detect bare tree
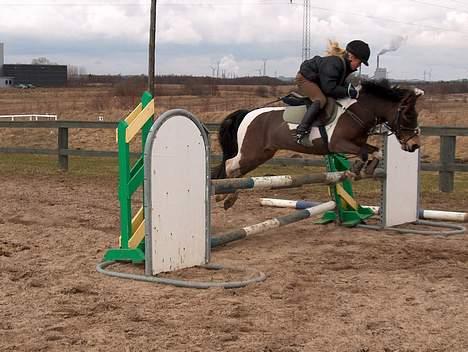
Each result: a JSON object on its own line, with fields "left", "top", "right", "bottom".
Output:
{"left": 31, "top": 57, "right": 57, "bottom": 65}
{"left": 68, "top": 65, "right": 79, "bottom": 78}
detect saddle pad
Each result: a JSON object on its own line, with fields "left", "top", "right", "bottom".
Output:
{"left": 283, "top": 97, "right": 356, "bottom": 125}
{"left": 286, "top": 97, "right": 357, "bottom": 144}
{"left": 283, "top": 105, "right": 307, "bottom": 124}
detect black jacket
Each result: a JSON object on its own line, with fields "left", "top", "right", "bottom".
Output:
{"left": 299, "top": 55, "right": 355, "bottom": 99}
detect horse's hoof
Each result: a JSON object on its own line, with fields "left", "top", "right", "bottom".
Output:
{"left": 373, "top": 168, "right": 386, "bottom": 178}
{"left": 223, "top": 194, "right": 239, "bottom": 210}
{"left": 351, "top": 160, "right": 365, "bottom": 174}
{"left": 223, "top": 199, "right": 235, "bottom": 210}
{"left": 215, "top": 194, "right": 227, "bottom": 202}
{"left": 364, "top": 159, "right": 380, "bottom": 175}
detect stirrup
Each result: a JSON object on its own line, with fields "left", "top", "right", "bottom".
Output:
{"left": 296, "top": 131, "right": 309, "bottom": 144}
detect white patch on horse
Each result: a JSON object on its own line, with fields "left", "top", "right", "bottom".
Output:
{"left": 287, "top": 98, "right": 357, "bottom": 144}
{"left": 413, "top": 88, "right": 425, "bottom": 96}
{"left": 239, "top": 107, "right": 285, "bottom": 141}
{"left": 225, "top": 158, "right": 241, "bottom": 177}
{"left": 225, "top": 107, "right": 284, "bottom": 177}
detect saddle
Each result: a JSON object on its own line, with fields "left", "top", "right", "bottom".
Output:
{"left": 281, "top": 92, "right": 339, "bottom": 127}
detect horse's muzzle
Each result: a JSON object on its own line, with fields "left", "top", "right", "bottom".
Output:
{"left": 401, "top": 134, "right": 421, "bottom": 153}
{"left": 401, "top": 142, "right": 420, "bottom": 152}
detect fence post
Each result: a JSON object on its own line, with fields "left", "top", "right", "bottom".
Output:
{"left": 439, "top": 135, "right": 456, "bottom": 192}
{"left": 58, "top": 127, "right": 69, "bottom": 171}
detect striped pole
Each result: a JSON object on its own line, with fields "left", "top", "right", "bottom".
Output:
{"left": 211, "top": 201, "right": 336, "bottom": 247}
{"left": 212, "top": 171, "right": 382, "bottom": 195}
{"left": 259, "top": 198, "right": 467, "bottom": 223}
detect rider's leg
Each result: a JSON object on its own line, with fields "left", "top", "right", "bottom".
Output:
{"left": 295, "top": 100, "right": 321, "bottom": 141}
{"left": 294, "top": 73, "right": 327, "bottom": 142}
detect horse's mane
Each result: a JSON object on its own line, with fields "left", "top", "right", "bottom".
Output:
{"left": 360, "top": 80, "right": 412, "bottom": 102}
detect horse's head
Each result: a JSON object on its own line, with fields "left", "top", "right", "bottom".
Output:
{"left": 391, "top": 88, "right": 424, "bottom": 152}
{"left": 360, "top": 80, "right": 424, "bottom": 153}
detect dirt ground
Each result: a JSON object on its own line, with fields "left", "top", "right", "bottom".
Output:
{"left": 1, "top": 172, "right": 467, "bottom": 352}
{"left": 1, "top": 86, "right": 467, "bottom": 351}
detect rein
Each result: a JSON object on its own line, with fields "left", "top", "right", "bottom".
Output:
{"left": 339, "top": 101, "right": 374, "bottom": 130}
{"left": 251, "top": 96, "right": 284, "bottom": 110}
{"left": 343, "top": 98, "right": 419, "bottom": 142}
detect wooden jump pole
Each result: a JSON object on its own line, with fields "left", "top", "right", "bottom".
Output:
{"left": 211, "top": 171, "right": 383, "bottom": 195}
{"left": 259, "top": 198, "right": 468, "bottom": 222}
{"left": 211, "top": 201, "right": 336, "bottom": 247}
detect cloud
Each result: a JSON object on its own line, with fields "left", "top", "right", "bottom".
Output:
{"left": 219, "top": 55, "right": 240, "bottom": 76}
{"left": 0, "top": 0, "right": 467, "bottom": 79}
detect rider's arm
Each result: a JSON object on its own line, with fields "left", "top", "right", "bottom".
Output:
{"left": 299, "top": 56, "right": 321, "bottom": 82}
{"left": 319, "top": 57, "right": 348, "bottom": 99}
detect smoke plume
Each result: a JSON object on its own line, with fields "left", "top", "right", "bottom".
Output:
{"left": 378, "top": 36, "right": 407, "bottom": 56}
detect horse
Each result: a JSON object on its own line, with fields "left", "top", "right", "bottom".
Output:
{"left": 212, "top": 80, "right": 424, "bottom": 209}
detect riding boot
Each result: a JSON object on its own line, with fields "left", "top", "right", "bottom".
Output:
{"left": 295, "top": 100, "right": 321, "bottom": 144}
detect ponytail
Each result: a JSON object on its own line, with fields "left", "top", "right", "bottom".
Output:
{"left": 325, "top": 40, "right": 346, "bottom": 58}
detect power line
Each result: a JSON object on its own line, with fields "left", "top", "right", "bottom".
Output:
{"left": 0, "top": 0, "right": 290, "bottom": 5}
{"left": 290, "top": 3, "right": 468, "bottom": 38}
{"left": 406, "top": 0, "right": 468, "bottom": 14}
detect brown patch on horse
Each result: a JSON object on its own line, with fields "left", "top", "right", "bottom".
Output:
{"left": 237, "top": 110, "right": 328, "bottom": 174}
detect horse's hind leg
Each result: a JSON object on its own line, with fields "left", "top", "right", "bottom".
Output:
{"left": 218, "top": 151, "right": 275, "bottom": 210}
{"left": 214, "top": 155, "right": 242, "bottom": 208}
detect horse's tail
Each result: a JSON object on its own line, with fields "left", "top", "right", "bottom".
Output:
{"left": 211, "top": 109, "right": 250, "bottom": 179}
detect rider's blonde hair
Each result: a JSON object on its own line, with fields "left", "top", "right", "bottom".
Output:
{"left": 325, "top": 40, "right": 346, "bottom": 57}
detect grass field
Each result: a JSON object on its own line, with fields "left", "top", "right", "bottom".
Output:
{"left": 1, "top": 153, "right": 467, "bottom": 213}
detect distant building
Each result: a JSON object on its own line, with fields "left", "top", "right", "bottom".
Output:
{"left": 0, "top": 76, "right": 15, "bottom": 88}
{"left": 373, "top": 55, "right": 388, "bottom": 80}
{"left": 373, "top": 67, "right": 388, "bottom": 80}
{"left": 0, "top": 43, "right": 14, "bottom": 88}
{"left": 3, "top": 64, "right": 67, "bottom": 87}
{"left": 0, "top": 43, "right": 67, "bottom": 87}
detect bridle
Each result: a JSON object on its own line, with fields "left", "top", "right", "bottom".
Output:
{"left": 382, "top": 103, "right": 420, "bottom": 144}
{"left": 342, "top": 97, "right": 420, "bottom": 144}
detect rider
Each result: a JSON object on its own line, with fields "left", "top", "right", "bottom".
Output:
{"left": 295, "top": 39, "right": 371, "bottom": 144}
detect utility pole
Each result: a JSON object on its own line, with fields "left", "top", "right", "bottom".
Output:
{"left": 148, "top": 0, "right": 157, "bottom": 96}
{"left": 302, "top": 0, "right": 311, "bottom": 61}
{"left": 209, "top": 66, "right": 216, "bottom": 77}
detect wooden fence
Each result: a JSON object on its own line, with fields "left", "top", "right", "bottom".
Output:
{"left": 0, "top": 121, "right": 467, "bottom": 192}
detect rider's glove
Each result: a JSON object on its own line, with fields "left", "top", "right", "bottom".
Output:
{"left": 347, "top": 83, "right": 359, "bottom": 99}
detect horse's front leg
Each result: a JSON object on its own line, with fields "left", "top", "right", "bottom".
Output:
{"left": 329, "top": 139, "right": 381, "bottom": 175}
{"left": 363, "top": 144, "right": 382, "bottom": 175}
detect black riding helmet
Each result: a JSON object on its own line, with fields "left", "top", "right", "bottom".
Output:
{"left": 346, "top": 40, "right": 370, "bottom": 66}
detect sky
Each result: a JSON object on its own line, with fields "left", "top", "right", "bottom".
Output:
{"left": 1, "top": 0, "right": 468, "bottom": 80}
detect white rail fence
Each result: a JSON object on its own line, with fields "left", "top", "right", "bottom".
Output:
{"left": 0, "top": 114, "right": 58, "bottom": 121}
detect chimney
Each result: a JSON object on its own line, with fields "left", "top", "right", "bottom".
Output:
{"left": 377, "top": 54, "right": 380, "bottom": 69}
{"left": 0, "top": 43, "right": 4, "bottom": 76}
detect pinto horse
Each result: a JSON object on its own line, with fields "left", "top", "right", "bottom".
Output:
{"left": 213, "top": 80, "right": 424, "bottom": 209}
